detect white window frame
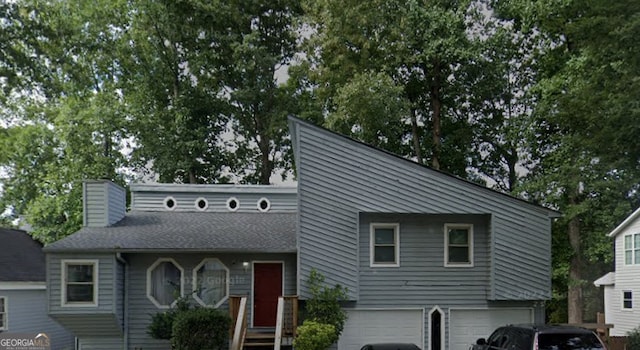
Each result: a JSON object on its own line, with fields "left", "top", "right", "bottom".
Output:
{"left": 624, "top": 233, "right": 640, "bottom": 265}
{"left": 147, "top": 258, "right": 185, "bottom": 309}
{"left": 370, "top": 223, "right": 400, "bottom": 267}
{"left": 444, "top": 223, "right": 474, "bottom": 267}
{"left": 0, "top": 296, "right": 7, "bottom": 331}
{"left": 192, "top": 258, "right": 230, "bottom": 308}
{"left": 61, "top": 259, "right": 99, "bottom": 307}
{"left": 622, "top": 290, "right": 633, "bottom": 310}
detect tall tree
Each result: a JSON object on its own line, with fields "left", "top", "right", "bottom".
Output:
{"left": 299, "top": 0, "right": 482, "bottom": 177}
{"left": 227, "top": 0, "right": 302, "bottom": 184}
{"left": 123, "top": 0, "right": 235, "bottom": 184}
{"left": 494, "top": 0, "right": 640, "bottom": 323}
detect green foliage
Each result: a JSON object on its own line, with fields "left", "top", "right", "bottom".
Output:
{"left": 627, "top": 326, "right": 640, "bottom": 350}
{"left": 147, "top": 297, "right": 191, "bottom": 340}
{"left": 305, "top": 269, "right": 348, "bottom": 343}
{"left": 171, "top": 307, "right": 231, "bottom": 350}
{"left": 293, "top": 320, "right": 336, "bottom": 350}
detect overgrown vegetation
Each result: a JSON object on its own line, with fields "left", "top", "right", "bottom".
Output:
{"left": 293, "top": 321, "right": 336, "bottom": 350}
{"left": 627, "top": 326, "right": 640, "bottom": 350}
{"left": 302, "top": 269, "right": 348, "bottom": 345}
{"left": 147, "top": 297, "right": 230, "bottom": 349}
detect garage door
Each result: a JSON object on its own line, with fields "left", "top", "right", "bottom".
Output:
{"left": 338, "top": 309, "right": 423, "bottom": 350}
{"left": 449, "top": 308, "right": 533, "bottom": 350}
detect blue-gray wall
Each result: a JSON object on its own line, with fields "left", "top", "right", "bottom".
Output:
{"left": 124, "top": 252, "right": 296, "bottom": 350}
{"left": 290, "top": 118, "right": 554, "bottom": 302}
{"left": 0, "top": 288, "right": 75, "bottom": 350}
{"left": 47, "top": 253, "right": 122, "bottom": 337}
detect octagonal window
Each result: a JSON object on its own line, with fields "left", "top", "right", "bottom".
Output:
{"left": 147, "top": 259, "right": 184, "bottom": 308}
{"left": 193, "top": 259, "right": 229, "bottom": 307}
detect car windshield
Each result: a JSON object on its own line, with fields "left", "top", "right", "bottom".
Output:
{"left": 538, "top": 332, "right": 604, "bottom": 350}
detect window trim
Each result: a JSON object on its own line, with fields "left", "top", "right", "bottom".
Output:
{"left": 61, "top": 259, "right": 99, "bottom": 307}
{"left": 192, "top": 258, "right": 230, "bottom": 308}
{"left": 622, "top": 290, "right": 633, "bottom": 310}
{"left": 624, "top": 233, "right": 640, "bottom": 265}
{"left": 147, "top": 258, "right": 185, "bottom": 309}
{"left": 428, "top": 306, "right": 444, "bottom": 350}
{"left": 444, "top": 223, "right": 474, "bottom": 267}
{"left": 0, "top": 296, "right": 7, "bottom": 331}
{"left": 370, "top": 223, "right": 400, "bottom": 267}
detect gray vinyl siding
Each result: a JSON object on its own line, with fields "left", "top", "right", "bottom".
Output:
{"left": 131, "top": 189, "right": 297, "bottom": 212}
{"left": 358, "top": 213, "right": 490, "bottom": 306}
{"left": 83, "top": 181, "right": 126, "bottom": 228}
{"left": 292, "top": 120, "right": 552, "bottom": 302}
{"left": 83, "top": 182, "right": 107, "bottom": 227}
{"left": 124, "top": 252, "right": 296, "bottom": 350}
{"left": 78, "top": 337, "right": 124, "bottom": 350}
{"left": 47, "top": 253, "right": 122, "bottom": 336}
{"left": 0, "top": 289, "right": 75, "bottom": 350}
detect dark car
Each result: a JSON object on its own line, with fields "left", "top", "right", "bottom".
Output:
{"left": 361, "top": 343, "right": 421, "bottom": 350}
{"left": 471, "top": 324, "right": 607, "bottom": 350}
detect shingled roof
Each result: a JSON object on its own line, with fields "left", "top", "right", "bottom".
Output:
{"left": 44, "top": 211, "right": 297, "bottom": 253}
{"left": 0, "top": 228, "right": 46, "bottom": 281}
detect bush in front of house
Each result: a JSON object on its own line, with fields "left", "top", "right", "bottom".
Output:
{"left": 627, "top": 326, "right": 640, "bottom": 350}
{"left": 147, "top": 297, "right": 191, "bottom": 340}
{"left": 294, "top": 320, "right": 336, "bottom": 350}
{"left": 171, "top": 307, "right": 231, "bottom": 350}
{"left": 305, "top": 269, "right": 348, "bottom": 344}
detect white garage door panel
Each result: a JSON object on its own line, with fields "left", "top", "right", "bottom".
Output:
{"left": 338, "top": 310, "right": 423, "bottom": 350}
{"left": 449, "top": 309, "right": 533, "bottom": 350}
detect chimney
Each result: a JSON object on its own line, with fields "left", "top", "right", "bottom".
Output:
{"left": 83, "top": 180, "right": 126, "bottom": 227}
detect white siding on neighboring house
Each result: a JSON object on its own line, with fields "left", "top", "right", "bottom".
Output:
{"left": 596, "top": 207, "right": 640, "bottom": 337}
{"left": 611, "top": 227, "right": 640, "bottom": 336}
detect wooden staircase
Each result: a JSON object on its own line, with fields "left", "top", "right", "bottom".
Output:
{"left": 229, "top": 295, "right": 298, "bottom": 350}
{"left": 243, "top": 329, "right": 277, "bottom": 348}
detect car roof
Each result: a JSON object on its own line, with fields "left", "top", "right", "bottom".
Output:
{"left": 360, "top": 343, "right": 421, "bottom": 350}
{"left": 507, "top": 324, "right": 595, "bottom": 334}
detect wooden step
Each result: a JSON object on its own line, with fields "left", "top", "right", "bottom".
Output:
{"left": 244, "top": 331, "right": 276, "bottom": 349}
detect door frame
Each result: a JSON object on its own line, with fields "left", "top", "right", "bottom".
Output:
{"left": 251, "top": 260, "right": 285, "bottom": 327}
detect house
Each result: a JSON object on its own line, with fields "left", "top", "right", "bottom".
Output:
{"left": 594, "top": 207, "right": 640, "bottom": 336}
{"left": 43, "top": 117, "right": 558, "bottom": 350}
{"left": 0, "top": 227, "right": 75, "bottom": 350}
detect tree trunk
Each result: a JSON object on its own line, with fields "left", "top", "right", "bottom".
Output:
{"left": 567, "top": 206, "right": 583, "bottom": 324}
{"left": 430, "top": 61, "right": 442, "bottom": 170}
{"left": 410, "top": 107, "right": 422, "bottom": 164}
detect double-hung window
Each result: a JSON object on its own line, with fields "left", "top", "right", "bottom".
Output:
{"left": 445, "top": 224, "right": 474, "bottom": 267}
{"left": 370, "top": 223, "right": 400, "bottom": 267}
{"left": 624, "top": 233, "right": 640, "bottom": 265}
{"left": 0, "top": 297, "right": 6, "bottom": 330}
{"left": 623, "top": 291, "right": 633, "bottom": 310}
{"left": 62, "top": 260, "right": 98, "bottom": 306}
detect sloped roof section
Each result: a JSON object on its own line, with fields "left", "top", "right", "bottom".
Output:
{"left": 0, "top": 228, "right": 45, "bottom": 281}
{"left": 593, "top": 272, "right": 615, "bottom": 286}
{"left": 44, "top": 211, "right": 297, "bottom": 252}
{"left": 608, "top": 206, "right": 640, "bottom": 237}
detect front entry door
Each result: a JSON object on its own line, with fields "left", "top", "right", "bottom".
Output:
{"left": 253, "top": 262, "right": 283, "bottom": 327}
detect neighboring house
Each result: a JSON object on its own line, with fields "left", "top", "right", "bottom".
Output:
{"left": 594, "top": 207, "right": 640, "bottom": 336}
{"left": 44, "top": 117, "right": 558, "bottom": 350}
{"left": 0, "top": 228, "right": 75, "bottom": 350}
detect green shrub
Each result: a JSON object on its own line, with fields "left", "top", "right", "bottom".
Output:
{"left": 305, "top": 269, "right": 348, "bottom": 343}
{"left": 171, "top": 307, "right": 231, "bottom": 350}
{"left": 627, "top": 326, "right": 640, "bottom": 350}
{"left": 147, "top": 297, "right": 191, "bottom": 340}
{"left": 294, "top": 320, "right": 336, "bottom": 350}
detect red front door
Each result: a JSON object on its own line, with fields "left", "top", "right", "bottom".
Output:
{"left": 253, "top": 262, "right": 283, "bottom": 327}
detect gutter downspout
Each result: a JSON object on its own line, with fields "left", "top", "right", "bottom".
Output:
{"left": 116, "top": 253, "right": 129, "bottom": 350}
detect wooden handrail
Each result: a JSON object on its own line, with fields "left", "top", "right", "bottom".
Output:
{"left": 282, "top": 295, "right": 298, "bottom": 339}
{"left": 230, "top": 296, "right": 248, "bottom": 350}
{"left": 274, "top": 297, "right": 285, "bottom": 350}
